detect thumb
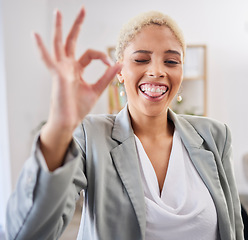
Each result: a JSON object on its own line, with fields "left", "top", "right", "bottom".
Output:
{"left": 92, "top": 63, "right": 122, "bottom": 96}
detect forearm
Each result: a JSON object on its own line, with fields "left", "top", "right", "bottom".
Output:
{"left": 6, "top": 137, "right": 83, "bottom": 240}
{"left": 40, "top": 121, "right": 75, "bottom": 171}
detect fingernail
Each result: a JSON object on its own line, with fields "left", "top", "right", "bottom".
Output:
{"left": 81, "top": 5, "right": 85, "bottom": 12}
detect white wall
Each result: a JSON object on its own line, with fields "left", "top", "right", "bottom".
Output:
{"left": 0, "top": 0, "right": 11, "bottom": 231}
{"left": 2, "top": 0, "right": 248, "bottom": 193}
{"left": 2, "top": 0, "right": 51, "bottom": 188}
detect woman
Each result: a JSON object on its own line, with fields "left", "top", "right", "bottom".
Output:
{"left": 6, "top": 6, "right": 243, "bottom": 240}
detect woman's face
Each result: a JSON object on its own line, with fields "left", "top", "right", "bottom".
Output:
{"left": 118, "top": 25, "right": 183, "bottom": 119}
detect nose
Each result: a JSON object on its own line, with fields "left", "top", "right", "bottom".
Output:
{"left": 146, "top": 61, "right": 166, "bottom": 78}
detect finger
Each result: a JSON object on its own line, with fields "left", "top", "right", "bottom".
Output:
{"left": 53, "top": 10, "right": 65, "bottom": 61}
{"left": 78, "top": 49, "right": 110, "bottom": 68}
{"left": 32, "top": 32, "right": 55, "bottom": 69}
{"left": 65, "top": 7, "right": 85, "bottom": 58}
{"left": 92, "top": 63, "right": 122, "bottom": 96}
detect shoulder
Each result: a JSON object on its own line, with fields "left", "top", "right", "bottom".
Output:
{"left": 179, "top": 114, "right": 228, "bottom": 137}
{"left": 83, "top": 114, "right": 116, "bottom": 131}
{"left": 74, "top": 114, "right": 116, "bottom": 140}
{"left": 73, "top": 114, "right": 117, "bottom": 152}
{"left": 177, "top": 113, "right": 231, "bottom": 152}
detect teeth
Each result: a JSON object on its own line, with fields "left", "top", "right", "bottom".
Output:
{"left": 140, "top": 84, "right": 166, "bottom": 93}
{"left": 156, "top": 88, "right": 161, "bottom": 93}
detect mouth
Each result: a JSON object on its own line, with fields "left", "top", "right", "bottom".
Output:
{"left": 139, "top": 83, "right": 168, "bottom": 99}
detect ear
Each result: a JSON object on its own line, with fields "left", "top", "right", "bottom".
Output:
{"left": 116, "top": 61, "right": 124, "bottom": 83}
{"left": 117, "top": 72, "right": 124, "bottom": 83}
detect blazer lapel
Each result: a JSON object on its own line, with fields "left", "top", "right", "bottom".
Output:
{"left": 110, "top": 106, "right": 146, "bottom": 239}
{"left": 168, "top": 109, "right": 232, "bottom": 240}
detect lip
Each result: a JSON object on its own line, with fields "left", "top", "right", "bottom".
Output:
{"left": 138, "top": 82, "right": 169, "bottom": 102}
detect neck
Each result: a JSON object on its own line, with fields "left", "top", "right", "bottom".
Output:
{"left": 129, "top": 108, "right": 174, "bottom": 139}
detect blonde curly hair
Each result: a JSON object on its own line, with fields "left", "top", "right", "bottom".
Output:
{"left": 115, "top": 11, "right": 186, "bottom": 61}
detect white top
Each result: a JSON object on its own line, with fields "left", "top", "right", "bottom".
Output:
{"left": 134, "top": 130, "right": 219, "bottom": 240}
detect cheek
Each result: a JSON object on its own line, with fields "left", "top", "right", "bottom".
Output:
{"left": 122, "top": 65, "right": 142, "bottom": 83}
{"left": 122, "top": 70, "right": 141, "bottom": 96}
{"left": 170, "top": 68, "right": 183, "bottom": 83}
{"left": 123, "top": 79, "right": 136, "bottom": 95}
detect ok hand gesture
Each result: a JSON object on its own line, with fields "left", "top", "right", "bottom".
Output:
{"left": 33, "top": 7, "right": 121, "bottom": 170}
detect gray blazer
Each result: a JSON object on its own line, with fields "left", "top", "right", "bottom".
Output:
{"left": 6, "top": 106, "right": 244, "bottom": 240}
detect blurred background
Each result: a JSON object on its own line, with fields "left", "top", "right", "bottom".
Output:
{"left": 1, "top": 0, "right": 248, "bottom": 236}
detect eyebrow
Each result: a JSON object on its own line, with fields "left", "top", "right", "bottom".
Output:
{"left": 132, "top": 50, "right": 152, "bottom": 54}
{"left": 165, "top": 50, "right": 181, "bottom": 56}
{"left": 132, "top": 49, "right": 181, "bottom": 56}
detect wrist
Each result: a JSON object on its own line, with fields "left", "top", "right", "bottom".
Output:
{"left": 39, "top": 121, "right": 75, "bottom": 171}
{"left": 41, "top": 121, "right": 74, "bottom": 146}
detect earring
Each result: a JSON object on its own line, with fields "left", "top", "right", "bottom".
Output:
{"left": 177, "top": 86, "right": 183, "bottom": 103}
{"left": 177, "top": 94, "right": 182, "bottom": 103}
{"left": 120, "top": 90, "right": 125, "bottom": 97}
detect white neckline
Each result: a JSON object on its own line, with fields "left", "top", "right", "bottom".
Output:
{"left": 134, "top": 130, "right": 219, "bottom": 240}
{"left": 134, "top": 130, "right": 181, "bottom": 202}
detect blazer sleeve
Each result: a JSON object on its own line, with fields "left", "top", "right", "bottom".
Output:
{"left": 222, "top": 125, "right": 244, "bottom": 240}
{"left": 6, "top": 127, "right": 87, "bottom": 240}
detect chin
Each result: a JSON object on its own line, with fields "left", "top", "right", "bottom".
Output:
{"left": 140, "top": 104, "right": 169, "bottom": 118}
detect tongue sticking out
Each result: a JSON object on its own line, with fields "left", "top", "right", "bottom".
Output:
{"left": 140, "top": 84, "right": 167, "bottom": 98}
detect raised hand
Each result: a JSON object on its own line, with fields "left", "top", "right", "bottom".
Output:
{"left": 34, "top": 7, "right": 121, "bottom": 130}
{"left": 33, "top": 7, "right": 121, "bottom": 170}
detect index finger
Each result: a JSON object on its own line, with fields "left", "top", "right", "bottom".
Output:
{"left": 65, "top": 6, "right": 85, "bottom": 58}
{"left": 78, "top": 49, "right": 111, "bottom": 68}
